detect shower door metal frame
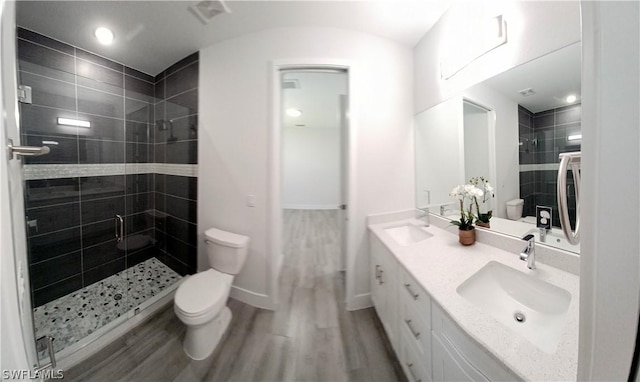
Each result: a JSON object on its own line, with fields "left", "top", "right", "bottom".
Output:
{"left": 0, "top": 0, "right": 40, "bottom": 372}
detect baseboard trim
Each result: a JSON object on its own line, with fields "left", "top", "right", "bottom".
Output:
{"left": 230, "top": 285, "right": 276, "bottom": 311}
{"left": 346, "top": 292, "right": 372, "bottom": 311}
{"left": 282, "top": 204, "right": 339, "bottom": 210}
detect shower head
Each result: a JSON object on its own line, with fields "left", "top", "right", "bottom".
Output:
{"left": 166, "top": 120, "right": 177, "bottom": 144}
{"left": 156, "top": 120, "right": 168, "bottom": 131}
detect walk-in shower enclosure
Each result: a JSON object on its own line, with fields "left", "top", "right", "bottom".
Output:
{"left": 16, "top": 27, "right": 199, "bottom": 363}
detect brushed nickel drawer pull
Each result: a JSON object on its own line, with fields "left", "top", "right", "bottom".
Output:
{"left": 407, "top": 363, "right": 421, "bottom": 382}
{"left": 405, "top": 319, "right": 421, "bottom": 339}
{"left": 404, "top": 283, "right": 419, "bottom": 300}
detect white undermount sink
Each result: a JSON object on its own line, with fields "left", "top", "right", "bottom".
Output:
{"left": 384, "top": 224, "right": 433, "bottom": 246}
{"left": 456, "top": 261, "right": 571, "bottom": 353}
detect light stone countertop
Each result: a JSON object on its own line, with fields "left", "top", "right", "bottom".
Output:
{"left": 368, "top": 217, "right": 579, "bottom": 382}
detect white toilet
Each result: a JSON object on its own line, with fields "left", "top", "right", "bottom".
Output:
{"left": 174, "top": 227, "right": 249, "bottom": 360}
{"left": 506, "top": 199, "right": 524, "bottom": 220}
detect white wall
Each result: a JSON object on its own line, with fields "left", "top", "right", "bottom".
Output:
{"left": 462, "top": 82, "right": 519, "bottom": 219}
{"left": 198, "top": 27, "right": 414, "bottom": 309}
{"left": 283, "top": 126, "right": 340, "bottom": 209}
{"left": 414, "top": 1, "right": 581, "bottom": 113}
{"left": 578, "top": 2, "right": 640, "bottom": 380}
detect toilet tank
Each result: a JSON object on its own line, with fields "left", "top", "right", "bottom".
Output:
{"left": 506, "top": 199, "right": 524, "bottom": 221}
{"left": 204, "top": 228, "right": 250, "bottom": 275}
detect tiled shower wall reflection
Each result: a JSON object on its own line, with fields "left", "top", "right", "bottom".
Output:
{"left": 18, "top": 28, "right": 198, "bottom": 307}
{"left": 518, "top": 104, "right": 581, "bottom": 228}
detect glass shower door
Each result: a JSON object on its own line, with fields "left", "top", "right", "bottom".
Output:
{"left": 17, "top": 27, "right": 130, "bottom": 362}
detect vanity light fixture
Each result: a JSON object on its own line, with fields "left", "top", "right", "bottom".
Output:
{"left": 94, "top": 27, "right": 114, "bottom": 45}
{"left": 565, "top": 94, "right": 577, "bottom": 103}
{"left": 567, "top": 134, "right": 582, "bottom": 141}
{"left": 57, "top": 117, "right": 91, "bottom": 128}
{"left": 485, "top": 14, "right": 506, "bottom": 42}
{"left": 286, "top": 108, "right": 302, "bottom": 118}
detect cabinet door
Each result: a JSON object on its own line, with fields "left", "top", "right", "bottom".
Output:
{"left": 369, "top": 233, "right": 399, "bottom": 349}
{"left": 432, "top": 334, "right": 489, "bottom": 382}
{"left": 431, "top": 303, "right": 517, "bottom": 381}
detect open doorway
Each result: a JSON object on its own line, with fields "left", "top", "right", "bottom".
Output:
{"left": 279, "top": 68, "right": 348, "bottom": 296}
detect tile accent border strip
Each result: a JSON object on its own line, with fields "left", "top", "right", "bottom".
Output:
{"left": 23, "top": 163, "right": 198, "bottom": 180}
{"left": 519, "top": 163, "right": 560, "bottom": 172}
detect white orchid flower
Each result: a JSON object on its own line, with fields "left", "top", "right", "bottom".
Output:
{"left": 463, "top": 184, "right": 475, "bottom": 194}
{"left": 471, "top": 187, "right": 484, "bottom": 198}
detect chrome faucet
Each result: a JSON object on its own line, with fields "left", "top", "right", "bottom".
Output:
{"left": 539, "top": 227, "right": 548, "bottom": 243}
{"left": 416, "top": 207, "right": 430, "bottom": 227}
{"left": 417, "top": 189, "right": 431, "bottom": 227}
{"left": 520, "top": 234, "right": 536, "bottom": 270}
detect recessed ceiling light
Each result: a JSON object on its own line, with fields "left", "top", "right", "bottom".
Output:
{"left": 94, "top": 27, "right": 114, "bottom": 45}
{"left": 566, "top": 94, "right": 577, "bottom": 103}
{"left": 286, "top": 108, "right": 302, "bottom": 118}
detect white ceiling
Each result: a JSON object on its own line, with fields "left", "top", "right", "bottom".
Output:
{"left": 282, "top": 71, "right": 347, "bottom": 129}
{"left": 16, "top": 0, "right": 450, "bottom": 76}
{"left": 483, "top": 42, "right": 582, "bottom": 113}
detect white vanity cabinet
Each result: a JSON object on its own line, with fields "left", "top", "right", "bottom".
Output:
{"left": 431, "top": 304, "right": 519, "bottom": 382}
{"left": 369, "top": 233, "right": 399, "bottom": 348}
{"left": 369, "top": 230, "right": 520, "bottom": 382}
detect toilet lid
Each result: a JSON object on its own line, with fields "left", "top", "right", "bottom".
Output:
{"left": 175, "top": 269, "right": 233, "bottom": 316}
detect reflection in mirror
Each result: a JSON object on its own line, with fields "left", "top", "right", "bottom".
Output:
{"left": 463, "top": 101, "right": 493, "bottom": 193}
{"left": 415, "top": 96, "right": 463, "bottom": 208}
{"left": 415, "top": 42, "right": 581, "bottom": 253}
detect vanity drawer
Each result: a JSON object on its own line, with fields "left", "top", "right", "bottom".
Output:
{"left": 400, "top": 267, "right": 431, "bottom": 320}
{"left": 400, "top": 292, "right": 432, "bottom": 361}
{"left": 401, "top": 327, "right": 432, "bottom": 382}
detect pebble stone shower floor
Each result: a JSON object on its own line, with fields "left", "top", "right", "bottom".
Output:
{"left": 33, "top": 257, "right": 181, "bottom": 356}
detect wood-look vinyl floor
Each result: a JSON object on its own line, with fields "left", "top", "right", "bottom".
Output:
{"left": 65, "top": 209, "right": 404, "bottom": 382}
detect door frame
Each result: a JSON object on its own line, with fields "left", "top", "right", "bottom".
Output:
{"left": 461, "top": 97, "right": 497, "bottom": 205}
{"left": 268, "top": 58, "right": 355, "bottom": 308}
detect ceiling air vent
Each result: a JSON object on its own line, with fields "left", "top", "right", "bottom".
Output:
{"left": 518, "top": 88, "right": 536, "bottom": 97}
{"left": 189, "top": 1, "right": 231, "bottom": 25}
{"left": 282, "top": 79, "right": 300, "bottom": 89}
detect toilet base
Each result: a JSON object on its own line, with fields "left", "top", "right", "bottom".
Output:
{"left": 183, "top": 306, "right": 232, "bottom": 360}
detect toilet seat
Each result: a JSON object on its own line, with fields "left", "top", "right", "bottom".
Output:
{"left": 174, "top": 269, "right": 233, "bottom": 324}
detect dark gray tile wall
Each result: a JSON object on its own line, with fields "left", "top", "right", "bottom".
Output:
{"left": 18, "top": 28, "right": 198, "bottom": 306}
{"left": 518, "top": 106, "right": 536, "bottom": 218}
{"left": 153, "top": 53, "right": 199, "bottom": 275}
{"left": 518, "top": 104, "right": 581, "bottom": 227}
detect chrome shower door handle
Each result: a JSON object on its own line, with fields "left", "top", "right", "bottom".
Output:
{"left": 115, "top": 215, "right": 124, "bottom": 242}
{"left": 7, "top": 138, "right": 50, "bottom": 160}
